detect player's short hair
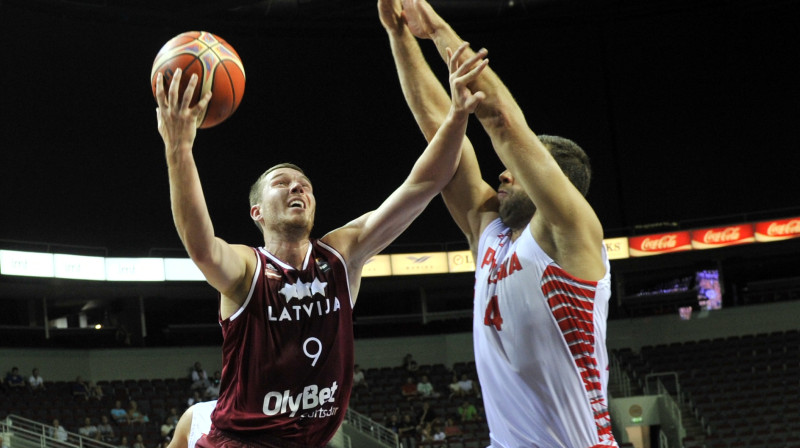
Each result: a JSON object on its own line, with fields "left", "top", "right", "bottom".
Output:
{"left": 248, "top": 162, "right": 306, "bottom": 207}
{"left": 539, "top": 135, "right": 591, "bottom": 197}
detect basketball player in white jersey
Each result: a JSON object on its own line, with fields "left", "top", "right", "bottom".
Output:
{"left": 380, "top": 0, "right": 618, "bottom": 447}
{"left": 167, "top": 400, "right": 215, "bottom": 448}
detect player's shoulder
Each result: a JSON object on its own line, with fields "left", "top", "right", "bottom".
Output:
{"left": 230, "top": 243, "right": 258, "bottom": 257}
{"left": 319, "top": 221, "right": 365, "bottom": 266}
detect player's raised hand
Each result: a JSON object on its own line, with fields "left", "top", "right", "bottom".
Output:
{"left": 448, "top": 43, "right": 488, "bottom": 116}
{"left": 155, "top": 68, "right": 212, "bottom": 154}
{"left": 378, "top": 0, "right": 404, "bottom": 35}
{"left": 401, "top": 0, "right": 440, "bottom": 39}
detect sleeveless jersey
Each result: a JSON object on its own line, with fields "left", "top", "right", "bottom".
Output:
{"left": 211, "top": 240, "right": 354, "bottom": 448}
{"left": 189, "top": 400, "right": 216, "bottom": 448}
{"left": 473, "top": 219, "right": 617, "bottom": 448}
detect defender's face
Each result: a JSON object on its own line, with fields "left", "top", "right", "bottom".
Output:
{"left": 497, "top": 170, "right": 530, "bottom": 207}
{"left": 497, "top": 170, "right": 536, "bottom": 229}
{"left": 256, "top": 168, "right": 316, "bottom": 234}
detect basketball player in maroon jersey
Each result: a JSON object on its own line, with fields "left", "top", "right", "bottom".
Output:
{"left": 155, "top": 44, "right": 487, "bottom": 447}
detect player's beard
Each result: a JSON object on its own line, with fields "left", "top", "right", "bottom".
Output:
{"left": 499, "top": 191, "right": 536, "bottom": 231}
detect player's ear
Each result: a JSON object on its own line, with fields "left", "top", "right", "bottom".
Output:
{"left": 250, "top": 205, "right": 262, "bottom": 223}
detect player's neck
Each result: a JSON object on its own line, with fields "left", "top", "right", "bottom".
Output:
{"left": 263, "top": 234, "right": 310, "bottom": 269}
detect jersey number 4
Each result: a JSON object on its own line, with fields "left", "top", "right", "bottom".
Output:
{"left": 483, "top": 295, "right": 503, "bottom": 331}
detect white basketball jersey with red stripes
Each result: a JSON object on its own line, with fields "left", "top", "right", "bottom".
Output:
{"left": 188, "top": 400, "right": 215, "bottom": 448}
{"left": 473, "top": 218, "right": 617, "bottom": 448}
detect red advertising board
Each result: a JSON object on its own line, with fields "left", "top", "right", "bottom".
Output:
{"left": 691, "top": 224, "right": 755, "bottom": 249}
{"left": 629, "top": 231, "right": 692, "bottom": 257}
{"left": 755, "top": 217, "right": 800, "bottom": 242}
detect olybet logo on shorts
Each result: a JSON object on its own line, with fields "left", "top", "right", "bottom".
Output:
{"left": 263, "top": 381, "right": 338, "bottom": 417}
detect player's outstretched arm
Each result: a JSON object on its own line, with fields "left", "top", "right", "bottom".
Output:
{"left": 379, "top": 0, "right": 498, "bottom": 251}
{"left": 156, "top": 69, "right": 254, "bottom": 308}
{"left": 322, "top": 43, "right": 487, "bottom": 298}
{"left": 403, "top": 0, "right": 604, "bottom": 278}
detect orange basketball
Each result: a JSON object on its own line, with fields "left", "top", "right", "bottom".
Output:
{"left": 151, "top": 31, "right": 245, "bottom": 129}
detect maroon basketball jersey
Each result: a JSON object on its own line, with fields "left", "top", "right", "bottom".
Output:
{"left": 211, "top": 239, "right": 354, "bottom": 447}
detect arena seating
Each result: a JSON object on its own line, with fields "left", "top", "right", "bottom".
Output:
{"left": 348, "top": 361, "right": 491, "bottom": 446}
{"left": 0, "top": 377, "right": 192, "bottom": 447}
{"left": 12, "top": 332, "right": 795, "bottom": 448}
{"left": 613, "top": 329, "right": 800, "bottom": 447}
{"left": 0, "top": 362, "right": 490, "bottom": 448}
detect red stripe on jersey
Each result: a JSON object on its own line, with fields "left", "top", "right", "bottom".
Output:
{"left": 542, "top": 264, "right": 616, "bottom": 447}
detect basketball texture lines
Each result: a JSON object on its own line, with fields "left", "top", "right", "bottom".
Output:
{"left": 151, "top": 31, "right": 246, "bottom": 128}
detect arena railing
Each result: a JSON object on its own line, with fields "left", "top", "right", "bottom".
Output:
{"left": 344, "top": 407, "right": 398, "bottom": 448}
{"left": 1, "top": 415, "right": 117, "bottom": 448}
{"left": 609, "top": 352, "right": 634, "bottom": 398}
{"left": 644, "top": 373, "right": 686, "bottom": 447}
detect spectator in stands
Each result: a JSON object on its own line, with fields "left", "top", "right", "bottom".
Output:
{"left": 165, "top": 407, "right": 181, "bottom": 427}
{"left": 161, "top": 414, "right": 179, "bottom": 439}
{"left": 97, "top": 415, "right": 116, "bottom": 443}
{"left": 447, "top": 372, "right": 463, "bottom": 400}
{"left": 386, "top": 413, "right": 401, "bottom": 434}
{"left": 418, "top": 421, "right": 433, "bottom": 442}
{"left": 457, "top": 373, "right": 475, "bottom": 397}
{"left": 118, "top": 435, "right": 130, "bottom": 448}
{"left": 443, "top": 417, "right": 462, "bottom": 440}
{"left": 416, "top": 374, "right": 439, "bottom": 399}
{"left": 127, "top": 400, "right": 149, "bottom": 425}
{"left": 401, "top": 376, "right": 419, "bottom": 401}
{"left": 111, "top": 400, "right": 129, "bottom": 424}
{"left": 28, "top": 367, "right": 46, "bottom": 393}
{"left": 72, "top": 376, "right": 91, "bottom": 401}
{"left": 431, "top": 422, "right": 447, "bottom": 442}
{"left": 89, "top": 381, "right": 104, "bottom": 401}
{"left": 204, "top": 371, "right": 221, "bottom": 400}
{"left": 190, "top": 362, "right": 210, "bottom": 392}
{"left": 397, "top": 413, "right": 418, "bottom": 448}
{"left": 187, "top": 391, "right": 203, "bottom": 408}
{"left": 352, "top": 364, "right": 368, "bottom": 389}
{"left": 402, "top": 354, "right": 419, "bottom": 374}
{"left": 49, "top": 418, "right": 68, "bottom": 442}
{"left": 132, "top": 433, "right": 146, "bottom": 448}
{"left": 5, "top": 367, "right": 25, "bottom": 391}
{"left": 419, "top": 420, "right": 446, "bottom": 443}
{"left": 457, "top": 400, "right": 478, "bottom": 422}
{"left": 79, "top": 417, "right": 99, "bottom": 439}
{"left": 416, "top": 401, "right": 437, "bottom": 429}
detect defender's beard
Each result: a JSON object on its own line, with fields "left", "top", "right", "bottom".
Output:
{"left": 499, "top": 192, "right": 536, "bottom": 231}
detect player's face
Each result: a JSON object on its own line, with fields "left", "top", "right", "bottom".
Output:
{"left": 257, "top": 168, "right": 316, "bottom": 235}
{"left": 497, "top": 170, "right": 536, "bottom": 230}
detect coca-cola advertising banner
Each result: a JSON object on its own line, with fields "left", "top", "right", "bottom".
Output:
{"left": 755, "top": 217, "right": 800, "bottom": 242}
{"left": 691, "top": 224, "right": 755, "bottom": 249}
{"left": 629, "top": 232, "right": 692, "bottom": 257}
